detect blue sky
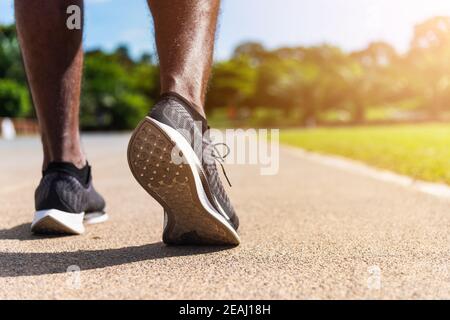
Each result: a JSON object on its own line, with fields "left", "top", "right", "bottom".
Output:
{"left": 2, "top": 0, "right": 450, "bottom": 59}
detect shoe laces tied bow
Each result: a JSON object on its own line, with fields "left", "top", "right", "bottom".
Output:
{"left": 211, "top": 142, "right": 232, "bottom": 187}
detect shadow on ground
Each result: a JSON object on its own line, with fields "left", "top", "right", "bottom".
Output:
{"left": 0, "top": 224, "right": 233, "bottom": 277}
{"left": 0, "top": 223, "right": 49, "bottom": 241}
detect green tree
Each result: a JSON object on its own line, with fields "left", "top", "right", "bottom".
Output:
{"left": 349, "top": 42, "right": 401, "bottom": 123}
{"left": 253, "top": 45, "right": 346, "bottom": 125}
{"left": 407, "top": 17, "right": 450, "bottom": 118}
{"left": 207, "top": 56, "right": 256, "bottom": 117}
{"left": 0, "top": 25, "right": 26, "bottom": 82}
{"left": 0, "top": 24, "right": 31, "bottom": 118}
{"left": 81, "top": 49, "right": 154, "bottom": 130}
{"left": 0, "top": 79, "right": 31, "bottom": 117}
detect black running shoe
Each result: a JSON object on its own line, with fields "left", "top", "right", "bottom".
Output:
{"left": 31, "top": 162, "right": 107, "bottom": 235}
{"left": 128, "top": 92, "right": 240, "bottom": 245}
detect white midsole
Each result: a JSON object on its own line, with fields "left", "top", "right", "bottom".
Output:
{"left": 150, "top": 118, "right": 240, "bottom": 242}
{"left": 31, "top": 209, "right": 85, "bottom": 235}
{"left": 84, "top": 212, "right": 109, "bottom": 225}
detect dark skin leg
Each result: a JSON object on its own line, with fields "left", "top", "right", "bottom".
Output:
{"left": 15, "top": 0, "right": 86, "bottom": 169}
{"left": 148, "top": 0, "right": 220, "bottom": 117}
{"left": 15, "top": 0, "right": 218, "bottom": 172}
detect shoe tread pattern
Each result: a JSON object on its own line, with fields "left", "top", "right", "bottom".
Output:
{"left": 128, "top": 118, "right": 239, "bottom": 245}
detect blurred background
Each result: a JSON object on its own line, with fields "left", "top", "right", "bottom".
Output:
{"left": 2, "top": 0, "right": 450, "bottom": 183}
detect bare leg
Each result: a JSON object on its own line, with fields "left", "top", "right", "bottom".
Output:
{"left": 148, "top": 0, "right": 220, "bottom": 117}
{"left": 15, "top": 0, "right": 86, "bottom": 169}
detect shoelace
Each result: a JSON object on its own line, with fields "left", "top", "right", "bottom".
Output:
{"left": 211, "top": 142, "right": 233, "bottom": 187}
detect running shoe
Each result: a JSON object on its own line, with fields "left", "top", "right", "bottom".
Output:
{"left": 31, "top": 162, "right": 108, "bottom": 235}
{"left": 127, "top": 92, "right": 240, "bottom": 245}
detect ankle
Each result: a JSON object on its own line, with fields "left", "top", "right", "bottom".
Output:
{"left": 160, "top": 91, "right": 208, "bottom": 121}
{"left": 44, "top": 161, "right": 91, "bottom": 185}
{"left": 160, "top": 79, "right": 206, "bottom": 118}
{"left": 41, "top": 131, "right": 86, "bottom": 169}
{"left": 43, "top": 154, "right": 86, "bottom": 170}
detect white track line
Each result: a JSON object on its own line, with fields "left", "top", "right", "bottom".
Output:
{"left": 284, "top": 146, "right": 450, "bottom": 200}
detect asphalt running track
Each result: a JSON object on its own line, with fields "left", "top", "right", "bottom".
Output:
{"left": 1, "top": 134, "right": 449, "bottom": 299}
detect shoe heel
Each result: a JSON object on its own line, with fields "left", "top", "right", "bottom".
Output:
{"left": 31, "top": 209, "right": 85, "bottom": 235}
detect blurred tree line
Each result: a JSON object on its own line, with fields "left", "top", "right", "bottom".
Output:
{"left": 2, "top": 16, "right": 450, "bottom": 129}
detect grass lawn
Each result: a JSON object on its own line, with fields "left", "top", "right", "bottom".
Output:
{"left": 280, "top": 124, "right": 450, "bottom": 185}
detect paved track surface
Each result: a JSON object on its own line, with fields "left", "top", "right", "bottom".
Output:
{"left": 1, "top": 135, "right": 449, "bottom": 299}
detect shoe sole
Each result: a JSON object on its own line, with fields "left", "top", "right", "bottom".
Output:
{"left": 127, "top": 116, "right": 240, "bottom": 246}
{"left": 31, "top": 209, "right": 108, "bottom": 235}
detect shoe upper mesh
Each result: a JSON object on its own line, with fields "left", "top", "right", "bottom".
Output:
{"left": 150, "top": 97, "right": 238, "bottom": 228}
